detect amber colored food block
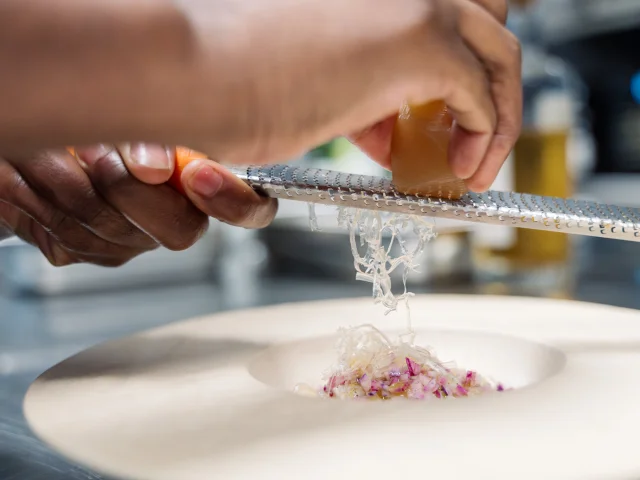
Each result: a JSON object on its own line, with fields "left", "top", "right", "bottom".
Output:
{"left": 391, "top": 100, "right": 467, "bottom": 199}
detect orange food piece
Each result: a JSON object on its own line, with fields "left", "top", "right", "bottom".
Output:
{"left": 390, "top": 100, "right": 467, "bottom": 199}
{"left": 169, "top": 146, "right": 208, "bottom": 194}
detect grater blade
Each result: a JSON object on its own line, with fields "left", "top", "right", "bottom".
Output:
{"left": 228, "top": 164, "right": 640, "bottom": 242}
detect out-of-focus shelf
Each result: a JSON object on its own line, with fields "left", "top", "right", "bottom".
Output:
{"left": 0, "top": 221, "right": 221, "bottom": 296}
{"left": 539, "top": 0, "right": 640, "bottom": 44}
{"left": 578, "top": 173, "right": 640, "bottom": 207}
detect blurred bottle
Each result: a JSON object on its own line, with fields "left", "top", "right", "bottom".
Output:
{"left": 474, "top": 0, "right": 594, "bottom": 298}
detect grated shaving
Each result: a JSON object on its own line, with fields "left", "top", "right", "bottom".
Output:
{"left": 299, "top": 204, "right": 506, "bottom": 400}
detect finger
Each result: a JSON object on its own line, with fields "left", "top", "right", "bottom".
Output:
{"left": 0, "top": 201, "right": 64, "bottom": 263}
{"left": 116, "top": 143, "right": 174, "bottom": 185}
{"left": 6, "top": 203, "right": 147, "bottom": 265}
{"left": 436, "top": 39, "right": 496, "bottom": 181}
{"left": 51, "top": 244, "right": 145, "bottom": 267}
{"left": 350, "top": 0, "right": 507, "bottom": 175}
{"left": 347, "top": 117, "right": 396, "bottom": 169}
{"left": 454, "top": 0, "right": 522, "bottom": 191}
{"left": 0, "top": 158, "right": 150, "bottom": 260}
{"left": 472, "top": 0, "right": 508, "bottom": 24}
{"left": 79, "top": 145, "right": 209, "bottom": 251}
{"left": 1, "top": 197, "right": 149, "bottom": 267}
{"left": 180, "top": 159, "right": 278, "bottom": 229}
{"left": 0, "top": 207, "right": 13, "bottom": 241}
{"left": 11, "top": 148, "right": 157, "bottom": 249}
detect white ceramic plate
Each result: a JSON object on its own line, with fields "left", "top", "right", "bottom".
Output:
{"left": 24, "top": 295, "right": 640, "bottom": 480}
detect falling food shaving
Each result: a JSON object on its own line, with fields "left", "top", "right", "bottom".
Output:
{"left": 300, "top": 204, "right": 507, "bottom": 400}
{"left": 311, "top": 205, "right": 437, "bottom": 319}
{"left": 307, "top": 203, "right": 320, "bottom": 232}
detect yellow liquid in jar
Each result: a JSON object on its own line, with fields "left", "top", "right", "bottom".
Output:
{"left": 508, "top": 129, "right": 571, "bottom": 266}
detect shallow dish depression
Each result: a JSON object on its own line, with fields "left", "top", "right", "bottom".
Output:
{"left": 249, "top": 329, "right": 567, "bottom": 394}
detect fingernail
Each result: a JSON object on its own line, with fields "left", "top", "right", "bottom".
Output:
{"left": 189, "top": 165, "right": 223, "bottom": 198}
{"left": 75, "top": 144, "right": 112, "bottom": 166}
{"left": 129, "top": 143, "right": 171, "bottom": 170}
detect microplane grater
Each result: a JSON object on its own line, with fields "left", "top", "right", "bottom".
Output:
{"left": 228, "top": 164, "right": 640, "bottom": 242}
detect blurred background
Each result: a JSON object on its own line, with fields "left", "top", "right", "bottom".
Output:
{"left": 2, "top": 0, "right": 640, "bottom": 478}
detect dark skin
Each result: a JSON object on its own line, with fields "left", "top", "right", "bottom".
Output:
{"left": 0, "top": 146, "right": 277, "bottom": 266}
{"left": 0, "top": 0, "right": 518, "bottom": 267}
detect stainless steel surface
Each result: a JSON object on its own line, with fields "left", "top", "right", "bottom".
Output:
{"left": 229, "top": 165, "right": 640, "bottom": 242}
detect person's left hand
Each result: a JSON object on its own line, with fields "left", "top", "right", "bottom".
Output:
{"left": 0, "top": 145, "right": 277, "bottom": 266}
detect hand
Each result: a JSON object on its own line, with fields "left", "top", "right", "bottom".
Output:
{"left": 169, "top": 0, "right": 520, "bottom": 194}
{"left": 1, "top": 0, "right": 519, "bottom": 193}
{"left": 0, "top": 145, "right": 277, "bottom": 266}
{"left": 348, "top": 0, "right": 520, "bottom": 192}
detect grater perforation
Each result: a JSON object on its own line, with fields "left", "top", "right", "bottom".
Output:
{"left": 231, "top": 165, "right": 640, "bottom": 242}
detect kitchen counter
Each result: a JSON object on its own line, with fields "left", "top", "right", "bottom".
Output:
{"left": 3, "top": 234, "right": 640, "bottom": 479}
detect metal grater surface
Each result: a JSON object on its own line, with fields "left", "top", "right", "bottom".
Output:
{"left": 228, "top": 165, "right": 640, "bottom": 242}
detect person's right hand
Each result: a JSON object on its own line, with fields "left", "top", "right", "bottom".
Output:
{"left": 169, "top": 0, "right": 520, "bottom": 193}
{"left": 348, "top": 0, "right": 521, "bottom": 193}
{"left": 2, "top": 0, "right": 520, "bottom": 195}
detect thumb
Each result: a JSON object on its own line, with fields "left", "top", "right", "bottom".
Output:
{"left": 117, "top": 143, "right": 175, "bottom": 185}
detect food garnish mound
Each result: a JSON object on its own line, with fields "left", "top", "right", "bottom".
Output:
{"left": 300, "top": 325, "right": 505, "bottom": 401}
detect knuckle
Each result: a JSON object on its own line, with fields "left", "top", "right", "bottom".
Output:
{"left": 47, "top": 245, "right": 76, "bottom": 267}
{"left": 76, "top": 199, "right": 144, "bottom": 246}
{"left": 505, "top": 31, "right": 522, "bottom": 64}
{"left": 68, "top": 190, "right": 156, "bottom": 250}
{"left": 53, "top": 227, "right": 112, "bottom": 257}
{"left": 63, "top": 184, "right": 106, "bottom": 226}
{"left": 495, "top": 132, "right": 517, "bottom": 151}
{"left": 164, "top": 215, "right": 209, "bottom": 251}
{"left": 233, "top": 200, "right": 277, "bottom": 229}
{"left": 88, "top": 150, "right": 131, "bottom": 190}
{"left": 43, "top": 208, "right": 71, "bottom": 236}
{"left": 254, "top": 200, "right": 278, "bottom": 229}
{"left": 2, "top": 153, "right": 119, "bottom": 243}
{"left": 0, "top": 166, "right": 29, "bottom": 206}
{"left": 466, "top": 175, "right": 490, "bottom": 193}
{"left": 80, "top": 202, "right": 114, "bottom": 230}
{"left": 496, "top": 123, "right": 521, "bottom": 147}
{"left": 228, "top": 202, "right": 261, "bottom": 228}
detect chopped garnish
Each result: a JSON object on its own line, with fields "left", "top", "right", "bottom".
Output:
{"left": 296, "top": 325, "right": 505, "bottom": 400}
